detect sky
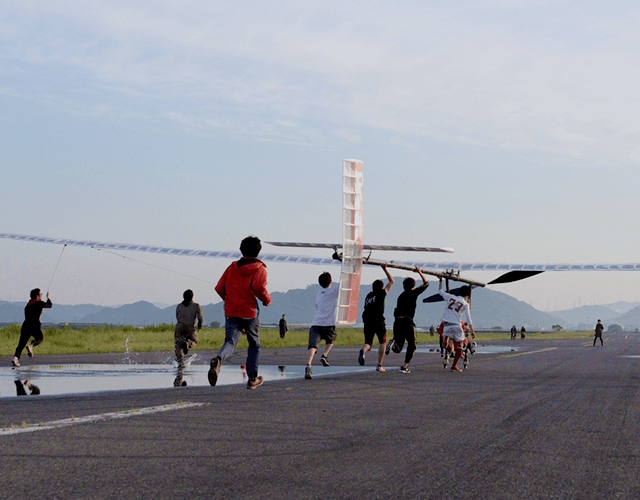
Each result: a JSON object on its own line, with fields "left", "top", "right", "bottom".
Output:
{"left": 1, "top": 0, "right": 640, "bottom": 311}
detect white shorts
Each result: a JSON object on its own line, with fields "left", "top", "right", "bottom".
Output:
{"left": 443, "top": 324, "right": 465, "bottom": 343}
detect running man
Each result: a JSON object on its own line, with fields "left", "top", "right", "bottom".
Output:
{"left": 174, "top": 289, "right": 203, "bottom": 366}
{"left": 438, "top": 279, "right": 474, "bottom": 373}
{"left": 13, "top": 288, "right": 52, "bottom": 367}
{"left": 359, "top": 263, "right": 394, "bottom": 372}
{"left": 208, "top": 236, "right": 272, "bottom": 390}
{"left": 305, "top": 272, "right": 340, "bottom": 380}
{"left": 385, "top": 266, "right": 429, "bottom": 374}
{"left": 594, "top": 319, "right": 604, "bottom": 346}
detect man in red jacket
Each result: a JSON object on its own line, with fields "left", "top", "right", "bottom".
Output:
{"left": 208, "top": 236, "right": 272, "bottom": 389}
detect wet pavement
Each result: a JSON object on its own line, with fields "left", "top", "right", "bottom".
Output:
{"left": 0, "top": 361, "right": 374, "bottom": 398}
{"left": 415, "top": 343, "right": 519, "bottom": 354}
{"left": 1, "top": 342, "right": 519, "bottom": 398}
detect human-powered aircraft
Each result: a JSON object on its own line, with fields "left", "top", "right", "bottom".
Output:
{"left": 2, "top": 159, "right": 640, "bottom": 323}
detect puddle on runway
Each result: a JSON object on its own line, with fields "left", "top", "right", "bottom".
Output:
{"left": 0, "top": 364, "right": 374, "bottom": 399}
{"left": 415, "top": 344, "right": 518, "bottom": 354}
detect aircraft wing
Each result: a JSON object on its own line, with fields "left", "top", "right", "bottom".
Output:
{"left": 4, "top": 233, "right": 640, "bottom": 277}
{"left": 0, "top": 232, "right": 341, "bottom": 267}
{"left": 373, "top": 259, "right": 640, "bottom": 273}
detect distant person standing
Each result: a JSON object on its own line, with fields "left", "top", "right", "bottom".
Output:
{"left": 12, "top": 288, "right": 52, "bottom": 367}
{"left": 279, "top": 314, "right": 288, "bottom": 339}
{"left": 174, "top": 289, "right": 203, "bottom": 366}
{"left": 520, "top": 326, "right": 526, "bottom": 339}
{"left": 594, "top": 319, "right": 604, "bottom": 346}
{"left": 359, "top": 263, "right": 394, "bottom": 372}
{"left": 305, "top": 272, "right": 340, "bottom": 380}
{"left": 385, "top": 266, "right": 429, "bottom": 374}
{"left": 208, "top": 236, "right": 272, "bottom": 390}
{"left": 510, "top": 325, "right": 517, "bottom": 340}
{"left": 429, "top": 324, "right": 436, "bottom": 337}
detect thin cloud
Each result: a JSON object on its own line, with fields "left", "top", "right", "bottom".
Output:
{"left": 1, "top": 1, "right": 640, "bottom": 165}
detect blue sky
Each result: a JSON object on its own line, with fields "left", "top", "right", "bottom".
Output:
{"left": 2, "top": 1, "right": 640, "bottom": 311}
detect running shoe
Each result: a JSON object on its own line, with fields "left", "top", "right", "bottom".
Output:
{"left": 399, "top": 366, "right": 411, "bottom": 374}
{"left": 246, "top": 376, "right": 264, "bottom": 390}
{"left": 305, "top": 365, "right": 312, "bottom": 379}
{"left": 376, "top": 365, "right": 386, "bottom": 372}
{"left": 207, "top": 357, "right": 221, "bottom": 386}
{"left": 385, "top": 339, "right": 395, "bottom": 356}
{"left": 451, "top": 366, "right": 463, "bottom": 373}
{"left": 12, "top": 357, "right": 20, "bottom": 367}
{"left": 320, "top": 355, "right": 330, "bottom": 367}
{"left": 358, "top": 349, "right": 365, "bottom": 366}
{"left": 26, "top": 345, "right": 34, "bottom": 358}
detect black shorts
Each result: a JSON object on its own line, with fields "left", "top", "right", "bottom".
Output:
{"left": 308, "top": 325, "right": 337, "bottom": 349}
{"left": 363, "top": 322, "right": 386, "bottom": 345}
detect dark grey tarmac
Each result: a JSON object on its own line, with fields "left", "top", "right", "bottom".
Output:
{"left": 1, "top": 335, "right": 639, "bottom": 499}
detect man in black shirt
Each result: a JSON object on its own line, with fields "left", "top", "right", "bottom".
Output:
{"left": 279, "top": 314, "right": 288, "bottom": 339}
{"left": 594, "top": 320, "right": 604, "bottom": 346}
{"left": 13, "top": 288, "right": 52, "bottom": 367}
{"left": 359, "top": 264, "right": 394, "bottom": 371}
{"left": 385, "top": 266, "right": 428, "bottom": 374}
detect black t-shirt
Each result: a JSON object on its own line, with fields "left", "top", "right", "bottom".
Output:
{"left": 394, "top": 284, "right": 428, "bottom": 319}
{"left": 23, "top": 298, "right": 52, "bottom": 326}
{"left": 362, "top": 290, "right": 387, "bottom": 324}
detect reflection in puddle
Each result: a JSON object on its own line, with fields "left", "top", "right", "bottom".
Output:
{"left": 416, "top": 344, "right": 518, "bottom": 354}
{"left": 0, "top": 364, "right": 374, "bottom": 398}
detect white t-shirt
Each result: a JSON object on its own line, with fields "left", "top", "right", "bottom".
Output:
{"left": 439, "top": 290, "right": 472, "bottom": 326}
{"left": 311, "top": 286, "right": 340, "bottom": 326}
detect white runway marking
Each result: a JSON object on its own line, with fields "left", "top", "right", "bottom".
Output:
{"left": 0, "top": 402, "right": 207, "bottom": 437}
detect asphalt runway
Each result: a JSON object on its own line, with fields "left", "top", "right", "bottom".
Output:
{"left": 1, "top": 335, "right": 638, "bottom": 499}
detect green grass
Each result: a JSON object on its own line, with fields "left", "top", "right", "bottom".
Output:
{"left": 473, "top": 331, "right": 593, "bottom": 341}
{"left": 0, "top": 324, "right": 595, "bottom": 356}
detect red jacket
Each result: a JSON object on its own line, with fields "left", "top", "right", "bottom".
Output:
{"left": 215, "top": 258, "right": 271, "bottom": 318}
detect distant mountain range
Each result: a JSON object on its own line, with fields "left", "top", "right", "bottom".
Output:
{"left": 2, "top": 283, "right": 640, "bottom": 330}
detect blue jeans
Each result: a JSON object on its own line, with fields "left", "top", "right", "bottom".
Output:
{"left": 217, "top": 317, "right": 261, "bottom": 379}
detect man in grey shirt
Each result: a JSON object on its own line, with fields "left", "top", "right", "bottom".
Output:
{"left": 174, "top": 289, "right": 203, "bottom": 365}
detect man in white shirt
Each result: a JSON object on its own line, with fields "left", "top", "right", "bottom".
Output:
{"left": 305, "top": 272, "right": 340, "bottom": 380}
{"left": 438, "top": 278, "right": 474, "bottom": 373}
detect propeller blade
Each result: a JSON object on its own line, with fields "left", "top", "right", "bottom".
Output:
{"left": 422, "top": 287, "right": 466, "bottom": 303}
{"left": 422, "top": 293, "right": 445, "bottom": 303}
{"left": 488, "top": 270, "right": 544, "bottom": 284}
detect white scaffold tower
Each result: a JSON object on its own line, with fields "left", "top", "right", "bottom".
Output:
{"left": 337, "top": 159, "right": 364, "bottom": 325}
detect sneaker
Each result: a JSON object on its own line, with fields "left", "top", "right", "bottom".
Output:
{"left": 26, "top": 345, "right": 34, "bottom": 358}
{"left": 399, "top": 366, "right": 410, "bottom": 374}
{"left": 305, "top": 365, "right": 312, "bottom": 379}
{"left": 376, "top": 365, "right": 386, "bottom": 372}
{"left": 358, "top": 349, "right": 365, "bottom": 366}
{"left": 12, "top": 357, "right": 20, "bottom": 367}
{"left": 385, "top": 339, "right": 395, "bottom": 356}
{"left": 451, "top": 366, "right": 463, "bottom": 373}
{"left": 246, "top": 376, "right": 264, "bottom": 390}
{"left": 320, "top": 355, "right": 330, "bottom": 367}
{"left": 207, "top": 357, "right": 221, "bottom": 386}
